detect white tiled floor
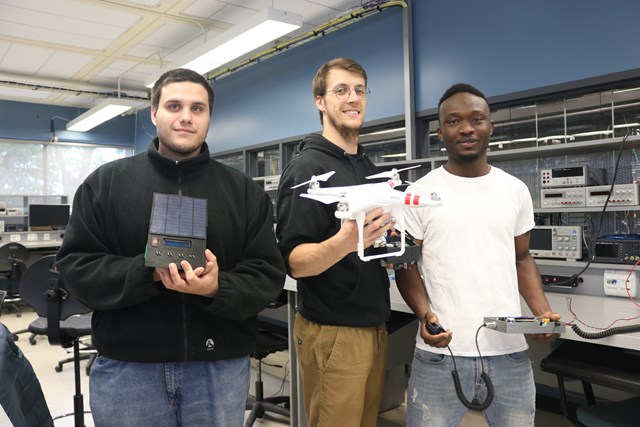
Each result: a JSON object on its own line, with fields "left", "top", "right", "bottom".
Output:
{"left": 2, "top": 306, "right": 573, "bottom": 427}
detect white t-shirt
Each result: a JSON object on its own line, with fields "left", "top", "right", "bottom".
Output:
{"left": 404, "top": 166, "right": 535, "bottom": 356}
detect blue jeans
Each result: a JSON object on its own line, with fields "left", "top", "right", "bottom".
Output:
{"left": 406, "top": 348, "right": 535, "bottom": 427}
{"left": 89, "top": 355, "right": 250, "bottom": 427}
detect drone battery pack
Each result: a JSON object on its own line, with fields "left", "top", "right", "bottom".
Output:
{"left": 145, "top": 193, "right": 207, "bottom": 270}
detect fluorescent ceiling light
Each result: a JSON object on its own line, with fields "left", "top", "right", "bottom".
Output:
{"left": 488, "top": 137, "right": 538, "bottom": 146}
{"left": 145, "top": 8, "right": 302, "bottom": 88}
{"left": 66, "top": 98, "right": 136, "bottom": 132}
{"left": 571, "top": 130, "right": 613, "bottom": 137}
{"left": 537, "top": 134, "right": 575, "bottom": 142}
{"left": 614, "top": 122, "right": 640, "bottom": 128}
{"left": 379, "top": 153, "right": 407, "bottom": 158}
{"left": 363, "top": 127, "right": 406, "bottom": 137}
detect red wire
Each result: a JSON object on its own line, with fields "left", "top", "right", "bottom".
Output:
{"left": 625, "top": 257, "right": 640, "bottom": 308}
{"left": 564, "top": 291, "right": 640, "bottom": 330}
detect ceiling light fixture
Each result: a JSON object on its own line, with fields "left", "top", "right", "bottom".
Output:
{"left": 614, "top": 122, "right": 640, "bottom": 128}
{"left": 145, "top": 8, "right": 302, "bottom": 88}
{"left": 66, "top": 98, "right": 136, "bottom": 132}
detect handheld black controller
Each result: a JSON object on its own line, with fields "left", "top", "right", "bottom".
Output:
{"left": 426, "top": 321, "right": 445, "bottom": 335}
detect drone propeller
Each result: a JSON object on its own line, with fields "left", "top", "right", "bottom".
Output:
{"left": 291, "top": 171, "right": 336, "bottom": 189}
{"left": 365, "top": 165, "right": 420, "bottom": 180}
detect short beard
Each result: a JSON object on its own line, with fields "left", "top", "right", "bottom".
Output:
{"left": 159, "top": 139, "right": 202, "bottom": 160}
{"left": 455, "top": 152, "right": 482, "bottom": 162}
{"left": 327, "top": 115, "right": 361, "bottom": 142}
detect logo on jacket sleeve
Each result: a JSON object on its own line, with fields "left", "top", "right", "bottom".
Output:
{"left": 205, "top": 338, "right": 215, "bottom": 351}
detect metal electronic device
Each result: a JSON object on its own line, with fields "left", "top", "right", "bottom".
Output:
{"left": 144, "top": 193, "right": 207, "bottom": 270}
{"left": 530, "top": 225, "right": 583, "bottom": 260}
{"left": 540, "top": 187, "right": 586, "bottom": 209}
{"left": 484, "top": 316, "right": 566, "bottom": 334}
{"left": 540, "top": 165, "right": 606, "bottom": 188}
{"left": 586, "top": 183, "right": 640, "bottom": 207}
{"left": 592, "top": 237, "right": 640, "bottom": 264}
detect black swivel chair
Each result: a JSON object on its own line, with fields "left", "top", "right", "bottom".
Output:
{"left": 26, "top": 313, "right": 96, "bottom": 375}
{"left": 0, "top": 242, "right": 29, "bottom": 317}
{"left": 244, "top": 293, "right": 290, "bottom": 427}
{"left": 19, "top": 254, "right": 93, "bottom": 427}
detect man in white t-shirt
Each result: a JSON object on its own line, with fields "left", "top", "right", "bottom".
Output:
{"left": 395, "top": 83, "right": 560, "bottom": 427}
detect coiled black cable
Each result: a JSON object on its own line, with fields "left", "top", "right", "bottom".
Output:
{"left": 446, "top": 325, "right": 494, "bottom": 410}
{"left": 571, "top": 323, "right": 640, "bottom": 340}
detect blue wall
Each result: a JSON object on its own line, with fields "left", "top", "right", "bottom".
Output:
{"left": 413, "top": 0, "right": 640, "bottom": 110}
{"left": 135, "top": 108, "right": 156, "bottom": 153}
{"left": 209, "top": 7, "right": 405, "bottom": 153}
{"left": 0, "top": 100, "right": 135, "bottom": 146}
{"left": 8, "top": 0, "right": 640, "bottom": 154}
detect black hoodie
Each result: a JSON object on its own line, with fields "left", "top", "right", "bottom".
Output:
{"left": 56, "top": 139, "right": 286, "bottom": 362}
{"left": 276, "top": 134, "right": 390, "bottom": 326}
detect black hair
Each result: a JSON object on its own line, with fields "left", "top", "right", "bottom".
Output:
{"left": 151, "top": 68, "right": 215, "bottom": 116}
{"left": 438, "top": 83, "right": 488, "bottom": 110}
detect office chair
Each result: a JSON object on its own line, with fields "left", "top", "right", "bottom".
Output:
{"left": 0, "top": 242, "right": 29, "bottom": 317}
{"left": 19, "top": 254, "right": 92, "bottom": 427}
{"left": 27, "top": 314, "right": 96, "bottom": 376}
{"left": 244, "top": 292, "right": 290, "bottom": 427}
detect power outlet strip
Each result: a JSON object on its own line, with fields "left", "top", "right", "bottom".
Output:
{"left": 603, "top": 269, "right": 638, "bottom": 297}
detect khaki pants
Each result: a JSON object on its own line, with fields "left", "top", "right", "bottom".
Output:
{"left": 294, "top": 313, "right": 388, "bottom": 427}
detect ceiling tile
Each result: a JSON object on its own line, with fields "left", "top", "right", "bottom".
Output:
{"left": 181, "top": 0, "right": 227, "bottom": 20}
{"left": 0, "top": 0, "right": 376, "bottom": 108}
{"left": 0, "top": 85, "right": 53, "bottom": 100}
{"left": 38, "top": 51, "right": 95, "bottom": 81}
{"left": 0, "top": 1, "right": 141, "bottom": 50}
{"left": 1, "top": 44, "right": 52, "bottom": 75}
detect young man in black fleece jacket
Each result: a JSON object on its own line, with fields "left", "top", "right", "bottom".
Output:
{"left": 276, "top": 58, "right": 394, "bottom": 427}
{"left": 56, "top": 68, "right": 285, "bottom": 427}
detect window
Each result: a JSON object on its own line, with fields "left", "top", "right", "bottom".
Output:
{"left": 0, "top": 140, "right": 132, "bottom": 203}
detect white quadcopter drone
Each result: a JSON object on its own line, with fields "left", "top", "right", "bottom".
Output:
{"left": 293, "top": 166, "right": 443, "bottom": 261}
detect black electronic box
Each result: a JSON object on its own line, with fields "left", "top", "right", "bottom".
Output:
{"left": 144, "top": 193, "right": 207, "bottom": 270}
{"left": 592, "top": 236, "right": 640, "bottom": 264}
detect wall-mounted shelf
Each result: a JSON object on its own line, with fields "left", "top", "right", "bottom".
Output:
{"left": 0, "top": 195, "right": 68, "bottom": 233}
{"left": 534, "top": 205, "right": 640, "bottom": 214}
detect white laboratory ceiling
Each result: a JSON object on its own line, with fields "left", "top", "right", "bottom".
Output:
{"left": 0, "top": 0, "right": 365, "bottom": 110}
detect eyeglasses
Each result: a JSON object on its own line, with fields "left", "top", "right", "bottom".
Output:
{"left": 323, "top": 85, "right": 371, "bottom": 100}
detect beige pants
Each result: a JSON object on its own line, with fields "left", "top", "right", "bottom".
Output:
{"left": 294, "top": 313, "right": 388, "bottom": 427}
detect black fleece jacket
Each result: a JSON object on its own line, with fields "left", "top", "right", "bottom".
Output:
{"left": 56, "top": 139, "right": 285, "bottom": 362}
{"left": 276, "top": 134, "right": 390, "bottom": 327}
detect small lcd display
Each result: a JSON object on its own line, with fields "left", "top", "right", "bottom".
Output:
{"left": 595, "top": 243, "right": 618, "bottom": 258}
{"left": 551, "top": 167, "right": 584, "bottom": 178}
{"left": 530, "top": 228, "right": 553, "bottom": 251}
{"left": 163, "top": 239, "right": 191, "bottom": 249}
{"left": 543, "top": 193, "right": 563, "bottom": 198}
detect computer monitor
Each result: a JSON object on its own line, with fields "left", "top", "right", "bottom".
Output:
{"left": 28, "top": 204, "right": 70, "bottom": 231}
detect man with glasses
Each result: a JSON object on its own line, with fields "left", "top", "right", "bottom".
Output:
{"left": 276, "top": 58, "right": 393, "bottom": 426}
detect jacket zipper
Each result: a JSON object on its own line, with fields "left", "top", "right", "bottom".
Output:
{"left": 177, "top": 160, "right": 183, "bottom": 196}
{"left": 176, "top": 161, "right": 188, "bottom": 359}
